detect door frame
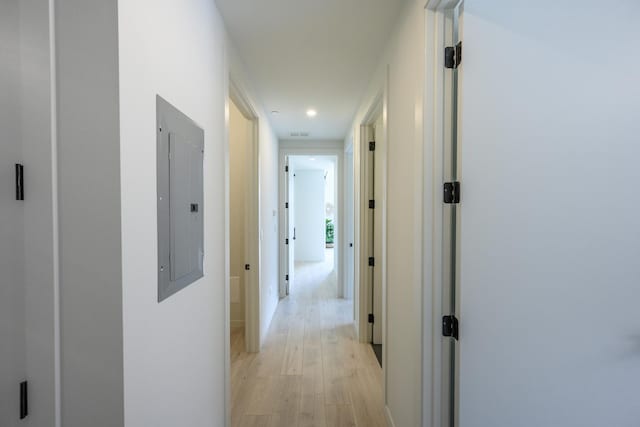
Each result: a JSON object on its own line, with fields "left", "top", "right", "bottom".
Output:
{"left": 278, "top": 141, "right": 344, "bottom": 299}
{"left": 228, "top": 76, "right": 261, "bottom": 355}
{"left": 343, "top": 140, "right": 355, "bottom": 303}
{"left": 357, "top": 93, "right": 383, "bottom": 344}
{"left": 355, "top": 74, "right": 389, "bottom": 408}
{"left": 278, "top": 154, "right": 295, "bottom": 298}
{"left": 423, "top": 1, "right": 463, "bottom": 426}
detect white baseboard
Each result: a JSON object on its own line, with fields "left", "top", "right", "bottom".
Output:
{"left": 230, "top": 320, "right": 245, "bottom": 329}
{"left": 385, "top": 406, "right": 396, "bottom": 427}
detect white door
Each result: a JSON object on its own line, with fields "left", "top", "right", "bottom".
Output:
{"left": 456, "top": 2, "right": 640, "bottom": 426}
{"left": 0, "top": 132, "right": 26, "bottom": 427}
{"left": 286, "top": 156, "right": 295, "bottom": 295}
{"left": 0, "top": 19, "right": 26, "bottom": 420}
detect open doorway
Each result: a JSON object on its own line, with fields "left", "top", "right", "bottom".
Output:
{"left": 278, "top": 142, "right": 346, "bottom": 302}
{"left": 229, "top": 98, "right": 249, "bottom": 349}
{"left": 357, "top": 98, "right": 387, "bottom": 369}
{"left": 287, "top": 156, "right": 338, "bottom": 296}
{"left": 228, "top": 80, "right": 260, "bottom": 355}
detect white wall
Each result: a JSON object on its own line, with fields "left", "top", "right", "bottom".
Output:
{"left": 257, "top": 107, "right": 280, "bottom": 345}
{"left": 117, "top": 0, "right": 227, "bottom": 424}
{"left": 349, "top": 1, "right": 426, "bottom": 425}
{"left": 294, "top": 170, "right": 326, "bottom": 262}
{"left": 457, "top": 2, "right": 640, "bottom": 426}
{"left": 0, "top": 1, "right": 26, "bottom": 424}
{"left": 229, "top": 99, "right": 249, "bottom": 326}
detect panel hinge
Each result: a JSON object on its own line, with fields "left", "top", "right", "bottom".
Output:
{"left": 285, "top": 165, "right": 289, "bottom": 172}
{"left": 445, "top": 41, "right": 462, "bottom": 69}
{"left": 20, "top": 381, "right": 28, "bottom": 419}
{"left": 369, "top": 141, "right": 376, "bottom": 151}
{"left": 443, "top": 181, "right": 461, "bottom": 204}
{"left": 285, "top": 238, "right": 289, "bottom": 245}
{"left": 368, "top": 199, "right": 375, "bottom": 209}
{"left": 442, "top": 315, "right": 459, "bottom": 340}
{"left": 244, "top": 264, "right": 250, "bottom": 271}
{"left": 368, "top": 257, "right": 375, "bottom": 267}
{"left": 368, "top": 313, "right": 375, "bottom": 324}
{"left": 285, "top": 274, "right": 289, "bottom": 281}
{"left": 285, "top": 202, "right": 289, "bottom": 208}
{"left": 15, "top": 164, "right": 24, "bottom": 201}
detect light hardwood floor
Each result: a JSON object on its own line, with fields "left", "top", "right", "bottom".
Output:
{"left": 231, "top": 250, "right": 387, "bottom": 427}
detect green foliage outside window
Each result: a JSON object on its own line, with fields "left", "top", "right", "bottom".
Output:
{"left": 325, "top": 219, "right": 334, "bottom": 244}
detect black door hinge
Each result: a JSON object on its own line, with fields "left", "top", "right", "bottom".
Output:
{"left": 369, "top": 141, "right": 376, "bottom": 151}
{"left": 442, "top": 315, "right": 459, "bottom": 340}
{"left": 368, "top": 257, "right": 375, "bottom": 267}
{"left": 369, "top": 200, "right": 375, "bottom": 209}
{"left": 244, "top": 264, "right": 250, "bottom": 271}
{"left": 285, "top": 238, "right": 289, "bottom": 245}
{"left": 15, "top": 164, "right": 24, "bottom": 201}
{"left": 368, "top": 313, "right": 375, "bottom": 323}
{"left": 285, "top": 165, "right": 289, "bottom": 172}
{"left": 285, "top": 202, "right": 289, "bottom": 208}
{"left": 445, "top": 41, "right": 462, "bottom": 69}
{"left": 444, "top": 181, "right": 460, "bottom": 204}
{"left": 20, "top": 381, "right": 28, "bottom": 419}
{"left": 285, "top": 274, "right": 289, "bottom": 281}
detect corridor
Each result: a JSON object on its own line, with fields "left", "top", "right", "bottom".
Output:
{"left": 3, "top": 0, "right": 639, "bottom": 425}
{"left": 231, "top": 250, "right": 385, "bottom": 427}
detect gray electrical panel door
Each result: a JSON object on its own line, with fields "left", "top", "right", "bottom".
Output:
{"left": 157, "top": 95, "right": 204, "bottom": 302}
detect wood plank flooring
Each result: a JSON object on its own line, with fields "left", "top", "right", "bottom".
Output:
{"left": 231, "top": 251, "right": 387, "bottom": 427}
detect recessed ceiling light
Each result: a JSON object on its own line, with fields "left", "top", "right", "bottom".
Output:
{"left": 309, "top": 157, "right": 316, "bottom": 161}
{"left": 306, "top": 109, "right": 317, "bottom": 117}
{"left": 271, "top": 110, "right": 279, "bottom": 115}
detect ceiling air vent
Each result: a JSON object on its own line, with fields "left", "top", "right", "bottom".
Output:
{"left": 290, "top": 132, "right": 300, "bottom": 137}
{"left": 299, "top": 132, "right": 310, "bottom": 137}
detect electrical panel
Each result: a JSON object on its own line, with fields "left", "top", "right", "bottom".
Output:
{"left": 156, "top": 95, "right": 204, "bottom": 302}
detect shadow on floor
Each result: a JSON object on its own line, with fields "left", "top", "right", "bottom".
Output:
{"left": 371, "top": 343, "right": 382, "bottom": 367}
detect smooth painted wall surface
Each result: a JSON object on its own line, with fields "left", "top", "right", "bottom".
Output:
{"left": 0, "top": 1, "right": 25, "bottom": 424}
{"left": 56, "top": 0, "right": 124, "bottom": 425}
{"left": 294, "top": 170, "right": 326, "bottom": 262}
{"left": 229, "top": 99, "right": 249, "bottom": 326}
{"left": 118, "top": 0, "right": 227, "bottom": 424}
{"left": 374, "top": 5, "right": 424, "bottom": 423}
{"left": 349, "top": 1, "right": 426, "bottom": 425}
{"left": 258, "top": 117, "right": 280, "bottom": 344}
{"left": 458, "top": 2, "right": 640, "bottom": 426}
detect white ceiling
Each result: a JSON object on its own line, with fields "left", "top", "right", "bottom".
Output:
{"left": 217, "top": 0, "right": 406, "bottom": 140}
